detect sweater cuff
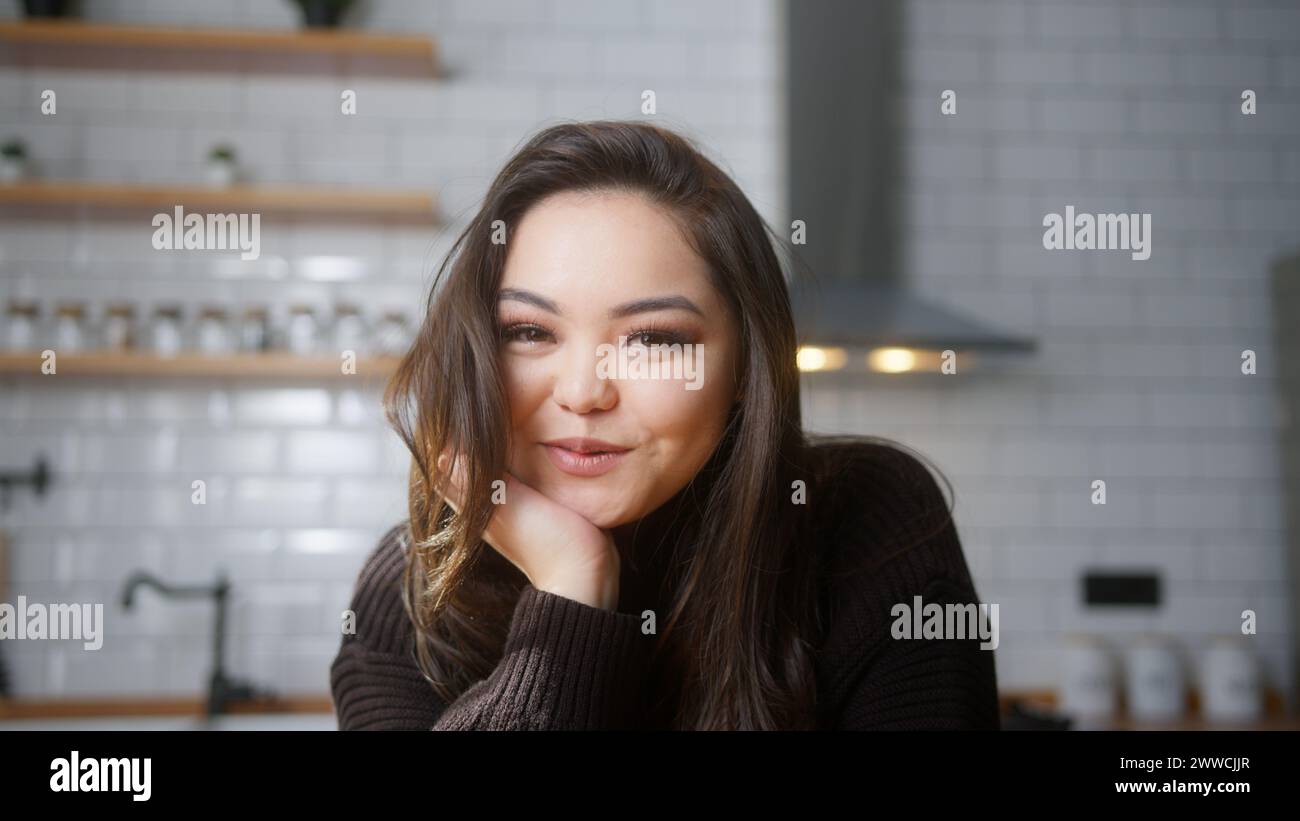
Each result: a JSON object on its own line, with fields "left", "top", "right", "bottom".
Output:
{"left": 494, "top": 584, "right": 651, "bottom": 729}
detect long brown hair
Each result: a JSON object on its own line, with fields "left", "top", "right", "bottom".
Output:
{"left": 383, "top": 120, "right": 954, "bottom": 729}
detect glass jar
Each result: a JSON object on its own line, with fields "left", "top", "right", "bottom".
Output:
{"left": 331, "top": 303, "right": 368, "bottom": 355}
{"left": 374, "top": 309, "right": 412, "bottom": 357}
{"left": 239, "top": 305, "right": 269, "bottom": 353}
{"left": 195, "top": 305, "right": 234, "bottom": 355}
{"left": 53, "top": 302, "right": 87, "bottom": 352}
{"left": 286, "top": 304, "right": 319, "bottom": 356}
{"left": 4, "top": 299, "right": 40, "bottom": 351}
{"left": 101, "top": 302, "right": 136, "bottom": 352}
{"left": 149, "top": 304, "right": 185, "bottom": 357}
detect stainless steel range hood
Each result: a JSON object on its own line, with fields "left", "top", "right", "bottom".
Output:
{"left": 788, "top": 281, "right": 1036, "bottom": 353}
{"left": 785, "top": 0, "right": 1037, "bottom": 366}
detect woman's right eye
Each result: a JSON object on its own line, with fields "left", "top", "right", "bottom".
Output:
{"left": 499, "top": 323, "right": 554, "bottom": 345}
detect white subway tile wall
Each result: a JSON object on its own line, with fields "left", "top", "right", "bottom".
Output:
{"left": 799, "top": 0, "right": 1298, "bottom": 701}
{"left": 0, "top": 0, "right": 783, "bottom": 699}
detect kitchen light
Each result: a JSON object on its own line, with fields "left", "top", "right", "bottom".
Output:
{"left": 868, "top": 347, "right": 917, "bottom": 373}
{"left": 796, "top": 345, "right": 847, "bottom": 372}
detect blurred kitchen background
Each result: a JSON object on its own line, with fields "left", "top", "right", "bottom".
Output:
{"left": 0, "top": 0, "right": 1298, "bottom": 730}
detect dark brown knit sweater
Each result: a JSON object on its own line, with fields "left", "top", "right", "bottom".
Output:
{"left": 329, "top": 440, "right": 1001, "bottom": 730}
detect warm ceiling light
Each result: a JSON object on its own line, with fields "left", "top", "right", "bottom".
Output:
{"left": 796, "top": 346, "right": 847, "bottom": 371}
{"left": 868, "top": 347, "right": 918, "bottom": 373}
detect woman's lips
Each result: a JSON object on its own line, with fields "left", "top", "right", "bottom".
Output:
{"left": 543, "top": 444, "right": 631, "bottom": 477}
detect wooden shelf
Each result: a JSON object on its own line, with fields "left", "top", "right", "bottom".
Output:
{"left": 0, "top": 19, "right": 439, "bottom": 79}
{"left": 1001, "top": 688, "right": 1296, "bottom": 730}
{"left": 0, "top": 351, "right": 403, "bottom": 380}
{"left": 0, "top": 695, "right": 334, "bottom": 719}
{"left": 0, "top": 180, "right": 438, "bottom": 224}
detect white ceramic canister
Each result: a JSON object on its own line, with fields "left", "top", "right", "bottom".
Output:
{"left": 1060, "top": 634, "right": 1118, "bottom": 723}
{"left": 1124, "top": 634, "right": 1185, "bottom": 722}
{"left": 1201, "top": 636, "right": 1262, "bottom": 723}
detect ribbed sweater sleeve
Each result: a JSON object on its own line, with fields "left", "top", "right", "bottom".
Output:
{"left": 329, "top": 524, "right": 651, "bottom": 731}
{"left": 430, "top": 585, "right": 649, "bottom": 730}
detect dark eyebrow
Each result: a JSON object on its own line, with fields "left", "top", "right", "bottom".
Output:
{"left": 498, "top": 288, "right": 559, "bottom": 314}
{"left": 497, "top": 289, "right": 704, "bottom": 319}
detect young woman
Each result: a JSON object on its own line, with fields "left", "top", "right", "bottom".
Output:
{"left": 329, "top": 120, "right": 1000, "bottom": 730}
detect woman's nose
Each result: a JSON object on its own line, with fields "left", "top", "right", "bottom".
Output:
{"left": 551, "top": 340, "right": 617, "bottom": 413}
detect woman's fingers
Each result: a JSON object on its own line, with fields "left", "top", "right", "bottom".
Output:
{"left": 429, "top": 453, "right": 616, "bottom": 594}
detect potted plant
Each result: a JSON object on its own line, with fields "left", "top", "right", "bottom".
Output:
{"left": 0, "top": 139, "right": 28, "bottom": 183}
{"left": 290, "top": 0, "right": 354, "bottom": 29}
{"left": 205, "top": 144, "right": 238, "bottom": 186}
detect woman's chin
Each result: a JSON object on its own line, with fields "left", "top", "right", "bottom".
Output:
{"left": 542, "top": 483, "right": 641, "bottom": 530}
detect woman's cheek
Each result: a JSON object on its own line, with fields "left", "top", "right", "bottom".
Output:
{"left": 622, "top": 364, "right": 726, "bottom": 434}
{"left": 503, "top": 361, "right": 544, "bottom": 418}
{"left": 621, "top": 372, "right": 703, "bottom": 416}
{"left": 620, "top": 381, "right": 719, "bottom": 486}
{"left": 499, "top": 364, "right": 541, "bottom": 478}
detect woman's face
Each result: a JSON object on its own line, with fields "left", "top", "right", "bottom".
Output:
{"left": 496, "top": 189, "right": 741, "bottom": 529}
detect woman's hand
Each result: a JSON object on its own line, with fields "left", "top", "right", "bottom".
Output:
{"left": 436, "top": 450, "right": 621, "bottom": 611}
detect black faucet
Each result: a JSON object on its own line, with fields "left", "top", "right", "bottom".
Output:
{"left": 0, "top": 454, "right": 51, "bottom": 513}
{"left": 121, "top": 569, "right": 273, "bottom": 718}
